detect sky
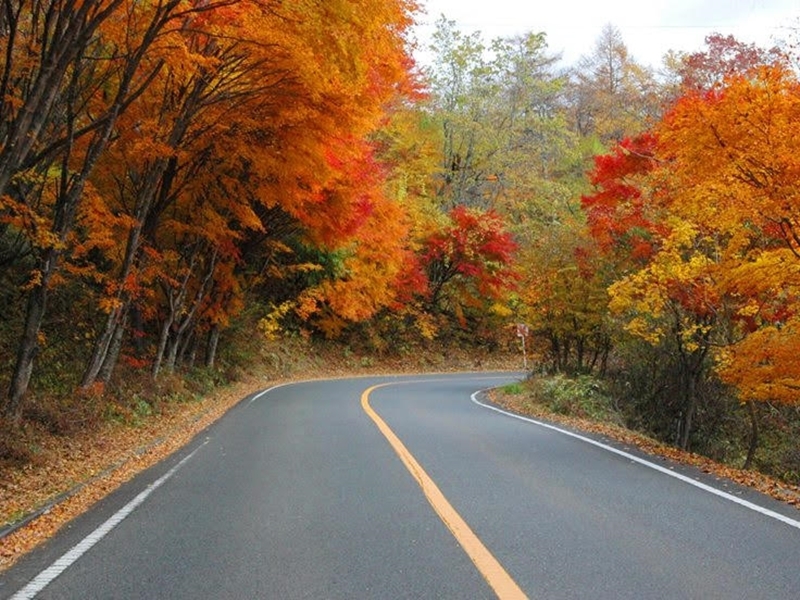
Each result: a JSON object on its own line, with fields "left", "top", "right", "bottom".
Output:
{"left": 412, "top": 0, "right": 800, "bottom": 69}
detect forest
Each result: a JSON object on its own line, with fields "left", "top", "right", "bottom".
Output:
{"left": 1, "top": 0, "right": 800, "bottom": 486}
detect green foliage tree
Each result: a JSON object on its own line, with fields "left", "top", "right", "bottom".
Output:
{"left": 425, "top": 16, "right": 576, "bottom": 216}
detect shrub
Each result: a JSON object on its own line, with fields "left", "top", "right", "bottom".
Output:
{"left": 527, "top": 373, "right": 623, "bottom": 425}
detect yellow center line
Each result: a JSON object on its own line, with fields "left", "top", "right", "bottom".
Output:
{"left": 361, "top": 383, "right": 529, "bottom": 600}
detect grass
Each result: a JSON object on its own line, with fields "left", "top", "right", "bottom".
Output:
{"left": 526, "top": 373, "right": 624, "bottom": 425}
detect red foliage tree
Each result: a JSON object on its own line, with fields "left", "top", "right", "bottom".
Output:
{"left": 678, "top": 34, "right": 785, "bottom": 91}
{"left": 580, "top": 132, "right": 664, "bottom": 272}
{"left": 422, "top": 206, "right": 518, "bottom": 312}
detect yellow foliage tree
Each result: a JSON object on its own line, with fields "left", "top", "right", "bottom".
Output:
{"left": 657, "top": 64, "right": 800, "bottom": 408}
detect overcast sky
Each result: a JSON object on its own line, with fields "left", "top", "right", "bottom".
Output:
{"left": 412, "top": 0, "right": 800, "bottom": 69}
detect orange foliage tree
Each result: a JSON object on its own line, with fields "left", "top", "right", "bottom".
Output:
{"left": 657, "top": 64, "right": 800, "bottom": 408}
{"left": 421, "top": 206, "right": 518, "bottom": 322}
{"left": 0, "top": 0, "right": 195, "bottom": 417}
{"left": 1, "top": 0, "right": 420, "bottom": 417}
{"left": 582, "top": 60, "right": 800, "bottom": 458}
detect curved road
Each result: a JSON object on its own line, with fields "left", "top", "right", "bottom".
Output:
{"left": 2, "top": 373, "right": 799, "bottom": 598}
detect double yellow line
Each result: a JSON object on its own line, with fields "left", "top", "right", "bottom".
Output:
{"left": 361, "top": 383, "right": 528, "bottom": 600}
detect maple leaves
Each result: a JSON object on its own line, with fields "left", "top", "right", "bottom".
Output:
{"left": 582, "top": 60, "right": 800, "bottom": 449}
{"left": 0, "top": 0, "right": 524, "bottom": 418}
{"left": 653, "top": 64, "right": 800, "bottom": 407}
{"left": 581, "top": 132, "right": 662, "bottom": 268}
{"left": 0, "top": 0, "right": 424, "bottom": 416}
{"left": 422, "top": 206, "right": 518, "bottom": 312}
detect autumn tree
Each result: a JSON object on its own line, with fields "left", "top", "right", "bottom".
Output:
{"left": 425, "top": 17, "right": 572, "bottom": 214}
{"left": 79, "top": 0, "right": 297, "bottom": 386}
{"left": 675, "top": 33, "right": 785, "bottom": 91}
{"left": 607, "top": 219, "right": 720, "bottom": 450}
{"left": 580, "top": 132, "right": 663, "bottom": 272}
{"left": 1, "top": 0, "right": 194, "bottom": 418}
{"left": 568, "top": 24, "right": 660, "bottom": 144}
{"left": 518, "top": 219, "right": 611, "bottom": 374}
{"left": 290, "top": 136, "right": 418, "bottom": 337}
{"left": 656, "top": 64, "right": 800, "bottom": 414}
{"left": 580, "top": 64, "right": 800, "bottom": 458}
{"left": 0, "top": 0, "right": 420, "bottom": 417}
{"left": 420, "top": 205, "right": 517, "bottom": 324}
{"left": 580, "top": 131, "right": 725, "bottom": 450}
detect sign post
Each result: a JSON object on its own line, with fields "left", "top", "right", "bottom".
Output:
{"left": 515, "top": 323, "right": 529, "bottom": 370}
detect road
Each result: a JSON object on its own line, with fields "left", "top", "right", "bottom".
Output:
{"left": 1, "top": 372, "right": 799, "bottom": 599}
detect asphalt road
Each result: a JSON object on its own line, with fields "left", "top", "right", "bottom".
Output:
{"left": 2, "top": 372, "right": 799, "bottom": 599}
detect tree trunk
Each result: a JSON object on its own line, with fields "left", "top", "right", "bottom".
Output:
{"left": 165, "top": 332, "right": 181, "bottom": 374}
{"left": 153, "top": 249, "right": 198, "bottom": 378}
{"left": 743, "top": 399, "right": 759, "bottom": 470}
{"left": 549, "top": 335, "right": 560, "bottom": 372}
{"left": 205, "top": 325, "right": 220, "bottom": 368}
{"left": 82, "top": 304, "right": 124, "bottom": 387}
{"left": 561, "top": 339, "right": 571, "bottom": 374}
{"left": 152, "top": 318, "right": 174, "bottom": 379}
{"left": 599, "top": 346, "right": 609, "bottom": 378}
{"left": 130, "top": 306, "right": 146, "bottom": 356}
{"left": 99, "top": 310, "right": 128, "bottom": 385}
{"left": 679, "top": 369, "right": 697, "bottom": 451}
{"left": 179, "top": 331, "right": 198, "bottom": 369}
{"left": 164, "top": 250, "right": 216, "bottom": 373}
{"left": 3, "top": 267, "right": 49, "bottom": 419}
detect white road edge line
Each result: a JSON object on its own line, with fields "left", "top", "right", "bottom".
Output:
{"left": 471, "top": 390, "right": 800, "bottom": 532}
{"left": 10, "top": 442, "right": 207, "bottom": 600}
{"left": 248, "top": 382, "right": 293, "bottom": 405}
